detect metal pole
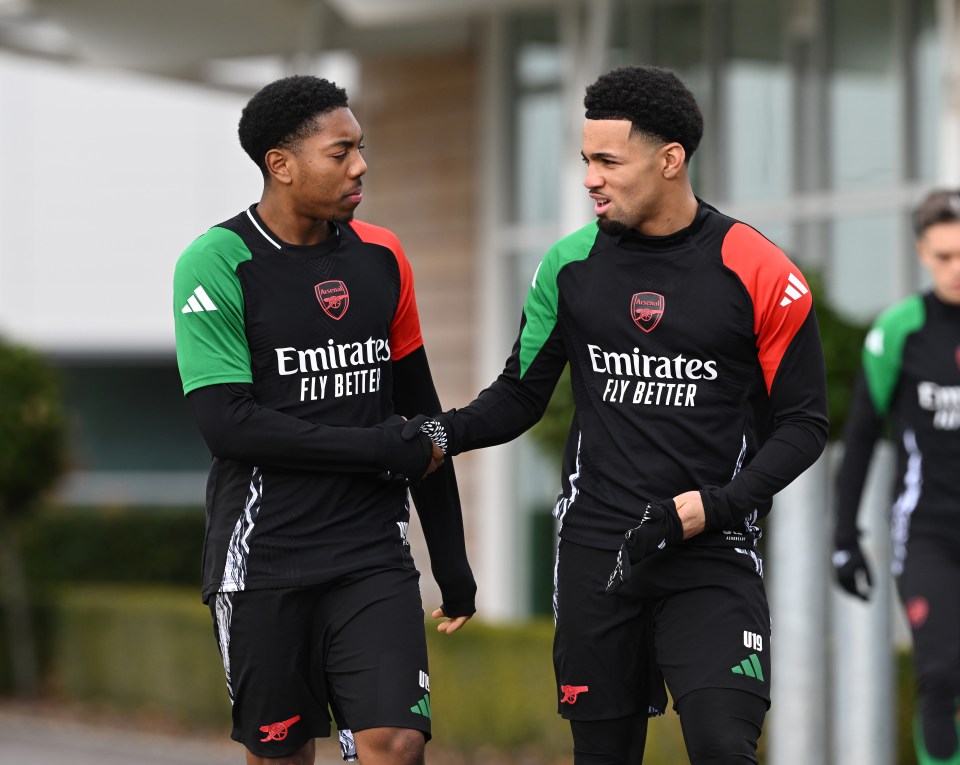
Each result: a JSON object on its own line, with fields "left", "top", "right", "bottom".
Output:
{"left": 767, "top": 452, "right": 830, "bottom": 765}
{"left": 474, "top": 10, "right": 521, "bottom": 621}
{"left": 830, "top": 443, "right": 896, "bottom": 765}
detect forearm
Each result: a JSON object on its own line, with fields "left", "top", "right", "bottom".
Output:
{"left": 188, "top": 383, "right": 428, "bottom": 475}
{"left": 833, "top": 374, "right": 883, "bottom": 546}
{"left": 700, "top": 307, "right": 829, "bottom": 530}
{"left": 700, "top": 415, "right": 828, "bottom": 531}
{"left": 410, "top": 462, "right": 476, "bottom": 617}
{"left": 393, "top": 348, "right": 477, "bottom": 615}
{"left": 441, "top": 372, "right": 552, "bottom": 455}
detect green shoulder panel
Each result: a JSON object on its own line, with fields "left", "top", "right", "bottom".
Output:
{"left": 518, "top": 222, "right": 598, "bottom": 378}
{"left": 173, "top": 226, "right": 254, "bottom": 395}
{"left": 861, "top": 294, "right": 925, "bottom": 417}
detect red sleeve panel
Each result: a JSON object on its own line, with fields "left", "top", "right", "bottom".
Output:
{"left": 351, "top": 219, "right": 424, "bottom": 361}
{"left": 721, "top": 222, "right": 812, "bottom": 394}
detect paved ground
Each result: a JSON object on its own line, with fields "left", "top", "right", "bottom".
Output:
{"left": 0, "top": 701, "right": 568, "bottom": 764}
{"left": 0, "top": 704, "right": 344, "bottom": 765}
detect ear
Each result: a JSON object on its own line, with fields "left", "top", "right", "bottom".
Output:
{"left": 661, "top": 142, "right": 687, "bottom": 180}
{"left": 264, "top": 148, "right": 294, "bottom": 186}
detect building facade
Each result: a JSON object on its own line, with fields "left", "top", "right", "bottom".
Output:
{"left": 0, "top": 0, "right": 951, "bottom": 619}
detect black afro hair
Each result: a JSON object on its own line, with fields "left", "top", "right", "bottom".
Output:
{"left": 238, "top": 75, "right": 349, "bottom": 174}
{"left": 584, "top": 66, "right": 703, "bottom": 160}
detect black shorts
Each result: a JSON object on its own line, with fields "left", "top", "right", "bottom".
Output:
{"left": 210, "top": 567, "right": 431, "bottom": 760}
{"left": 553, "top": 539, "right": 771, "bottom": 721}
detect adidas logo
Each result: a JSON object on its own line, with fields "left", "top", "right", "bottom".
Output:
{"left": 865, "top": 327, "right": 884, "bottom": 356}
{"left": 181, "top": 286, "right": 218, "bottom": 314}
{"left": 779, "top": 273, "right": 809, "bottom": 307}
{"left": 410, "top": 694, "right": 431, "bottom": 718}
{"left": 731, "top": 653, "right": 765, "bottom": 682}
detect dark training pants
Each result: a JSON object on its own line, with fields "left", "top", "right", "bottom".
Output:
{"left": 897, "top": 534, "right": 960, "bottom": 762}
{"left": 569, "top": 688, "right": 766, "bottom": 764}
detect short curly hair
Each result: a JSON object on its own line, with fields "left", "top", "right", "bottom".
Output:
{"left": 584, "top": 65, "right": 703, "bottom": 160}
{"left": 238, "top": 75, "right": 349, "bottom": 175}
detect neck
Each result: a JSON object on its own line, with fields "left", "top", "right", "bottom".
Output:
{"left": 255, "top": 195, "right": 334, "bottom": 246}
{"left": 635, "top": 186, "right": 698, "bottom": 237}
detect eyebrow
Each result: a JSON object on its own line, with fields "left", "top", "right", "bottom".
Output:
{"left": 326, "top": 134, "right": 364, "bottom": 150}
{"left": 581, "top": 150, "right": 621, "bottom": 161}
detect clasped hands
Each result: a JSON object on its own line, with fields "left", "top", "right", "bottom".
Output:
{"left": 379, "top": 414, "right": 448, "bottom": 485}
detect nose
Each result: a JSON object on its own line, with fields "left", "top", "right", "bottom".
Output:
{"left": 582, "top": 162, "right": 600, "bottom": 190}
{"left": 351, "top": 153, "right": 367, "bottom": 178}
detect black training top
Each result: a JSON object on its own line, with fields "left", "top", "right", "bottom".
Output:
{"left": 441, "top": 202, "right": 829, "bottom": 551}
{"left": 174, "top": 205, "right": 475, "bottom": 612}
{"left": 835, "top": 291, "right": 960, "bottom": 562}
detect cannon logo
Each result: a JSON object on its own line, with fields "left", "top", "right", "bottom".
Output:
{"left": 559, "top": 684, "right": 589, "bottom": 704}
{"left": 315, "top": 280, "right": 350, "bottom": 320}
{"left": 259, "top": 714, "right": 301, "bottom": 742}
{"left": 631, "top": 292, "right": 664, "bottom": 333}
{"left": 906, "top": 596, "right": 929, "bottom": 629}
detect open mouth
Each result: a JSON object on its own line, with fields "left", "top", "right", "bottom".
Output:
{"left": 592, "top": 196, "right": 611, "bottom": 215}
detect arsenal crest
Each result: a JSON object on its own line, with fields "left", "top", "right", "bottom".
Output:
{"left": 631, "top": 292, "right": 664, "bottom": 332}
{"left": 315, "top": 280, "right": 349, "bottom": 320}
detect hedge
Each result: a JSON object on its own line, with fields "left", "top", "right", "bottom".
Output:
{"left": 4, "top": 508, "right": 917, "bottom": 761}
{"left": 19, "top": 506, "right": 204, "bottom": 588}
{"left": 29, "top": 585, "right": 687, "bottom": 760}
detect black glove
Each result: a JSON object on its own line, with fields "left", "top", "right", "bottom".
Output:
{"left": 606, "top": 499, "right": 683, "bottom": 594}
{"left": 378, "top": 416, "right": 434, "bottom": 485}
{"left": 832, "top": 543, "right": 873, "bottom": 601}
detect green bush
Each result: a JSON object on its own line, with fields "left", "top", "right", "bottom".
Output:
{"left": 0, "top": 339, "right": 67, "bottom": 515}
{"left": 19, "top": 506, "right": 205, "bottom": 588}
{"left": 0, "top": 584, "right": 927, "bottom": 761}
{"left": 805, "top": 270, "right": 870, "bottom": 441}
{"left": 50, "top": 585, "right": 229, "bottom": 729}
{"left": 429, "top": 614, "right": 686, "bottom": 760}
{"left": 34, "top": 585, "right": 687, "bottom": 756}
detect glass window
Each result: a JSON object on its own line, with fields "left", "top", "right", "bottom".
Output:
{"left": 828, "top": 0, "right": 899, "bottom": 191}
{"left": 827, "top": 214, "right": 901, "bottom": 320}
{"left": 914, "top": 0, "right": 941, "bottom": 183}
{"left": 649, "top": 1, "right": 706, "bottom": 74}
{"left": 516, "top": 91, "right": 563, "bottom": 224}
{"left": 58, "top": 360, "right": 209, "bottom": 472}
{"left": 510, "top": 14, "right": 563, "bottom": 225}
{"left": 724, "top": 0, "right": 792, "bottom": 203}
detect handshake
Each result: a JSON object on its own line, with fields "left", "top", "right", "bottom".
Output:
{"left": 379, "top": 414, "right": 450, "bottom": 486}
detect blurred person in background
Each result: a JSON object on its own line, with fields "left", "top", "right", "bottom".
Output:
{"left": 833, "top": 189, "right": 960, "bottom": 765}
{"left": 173, "top": 75, "right": 475, "bottom": 765}
{"left": 404, "top": 65, "right": 828, "bottom": 764}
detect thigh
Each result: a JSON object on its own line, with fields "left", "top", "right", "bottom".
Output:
{"left": 321, "top": 567, "right": 431, "bottom": 751}
{"left": 212, "top": 588, "right": 330, "bottom": 759}
{"left": 570, "top": 713, "right": 649, "bottom": 765}
{"left": 897, "top": 536, "right": 960, "bottom": 681}
{"left": 676, "top": 688, "right": 767, "bottom": 764}
{"left": 653, "top": 548, "right": 771, "bottom": 707}
{"left": 553, "top": 540, "right": 667, "bottom": 721}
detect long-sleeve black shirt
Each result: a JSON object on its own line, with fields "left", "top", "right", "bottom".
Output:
{"left": 173, "top": 205, "right": 476, "bottom": 613}
{"left": 442, "top": 203, "right": 828, "bottom": 551}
